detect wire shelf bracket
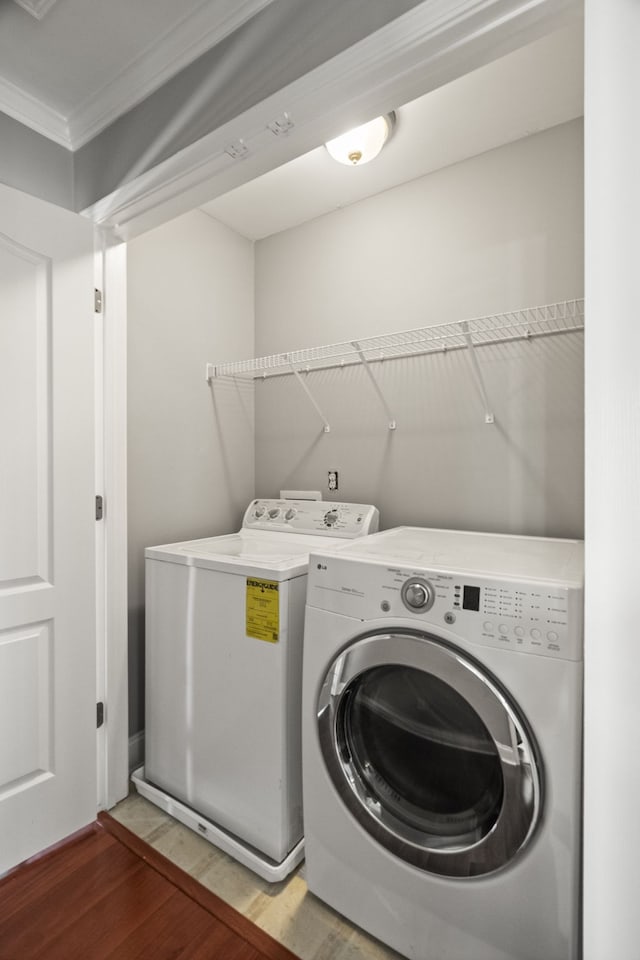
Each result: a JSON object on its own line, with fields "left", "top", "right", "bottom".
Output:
{"left": 288, "top": 357, "right": 331, "bottom": 434}
{"left": 205, "top": 299, "right": 584, "bottom": 430}
{"left": 460, "top": 321, "right": 495, "bottom": 424}
{"left": 351, "top": 340, "right": 396, "bottom": 430}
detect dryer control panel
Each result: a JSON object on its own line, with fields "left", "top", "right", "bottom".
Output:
{"left": 243, "top": 500, "right": 380, "bottom": 539}
{"left": 307, "top": 553, "right": 583, "bottom": 661}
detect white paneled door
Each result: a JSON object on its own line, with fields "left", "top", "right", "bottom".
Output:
{"left": 0, "top": 183, "right": 96, "bottom": 873}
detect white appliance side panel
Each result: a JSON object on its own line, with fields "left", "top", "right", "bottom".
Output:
{"left": 282, "top": 574, "right": 307, "bottom": 846}
{"left": 145, "top": 560, "right": 190, "bottom": 796}
{"left": 145, "top": 558, "right": 301, "bottom": 862}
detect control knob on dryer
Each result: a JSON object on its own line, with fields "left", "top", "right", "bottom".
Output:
{"left": 401, "top": 577, "right": 435, "bottom": 613}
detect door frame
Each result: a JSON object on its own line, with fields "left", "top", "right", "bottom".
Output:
{"left": 96, "top": 0, "right": 583, "bottom": 807}
{"left": 96, "top": 0, "right": 581, "bottom": 807}
{"left": 97, "top": 230, "right": 129, "bottom": 808}
{"left": 92, "top": 0, "right": 640, "bottom": 950}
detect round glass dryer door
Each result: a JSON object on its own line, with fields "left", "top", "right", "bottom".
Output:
{"left": 317, "top": 631, "right": 542, "bottom": 878}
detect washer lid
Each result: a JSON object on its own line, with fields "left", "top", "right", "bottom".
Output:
{"left": 145, "top": 529, "right": 350, "bottom": 580}
{"left": 145, "top": 499, "right": 379, "bottom": 580}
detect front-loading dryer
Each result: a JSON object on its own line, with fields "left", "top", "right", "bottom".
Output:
{"left": 302, "top": 526, "right": 583, "bottom": 960}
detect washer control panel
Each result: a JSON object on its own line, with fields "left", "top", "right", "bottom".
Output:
{"left": 243, "top": 500, "right": 380, "bottom": 538}
{"left": 307, "top": 554, "right": 583, "bottom": 661}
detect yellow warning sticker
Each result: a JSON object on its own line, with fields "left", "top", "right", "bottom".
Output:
{"left": 246, "top": 578, "right": 279, "bottom": 643}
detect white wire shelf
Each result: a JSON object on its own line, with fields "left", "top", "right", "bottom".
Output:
{"left": 206, "top": 299, "right": 584, "bottom": 381}
{"left": 206, "top": 298, "right": 584, "bottom": 432}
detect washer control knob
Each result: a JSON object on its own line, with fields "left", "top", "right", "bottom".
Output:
{"left": 324, "top": 510, "right": 339, "bottom": 526}
{"left": 268, "top": 507, "right": 280, "bottom": 519}
{"left": 253, "top": 506, "right": 265, "bottom": 518}
{"left": 284, "top": 508, "right": 296, "bottom": 521}
{"left": 401, "top": 578, "right": 435, "bottom": 613}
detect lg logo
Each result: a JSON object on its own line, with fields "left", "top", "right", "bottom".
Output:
{"left": 317, "top": 563, "right": 327, "bottom": 570}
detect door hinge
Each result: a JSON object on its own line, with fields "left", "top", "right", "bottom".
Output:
{"left": 94, "top": 288, "right": 103, "bottom": 313}
{"left": 95, "top": 494, "right": 104, "bottom": 520}
{"left": 97, "top": 702, "right": 105, "bottom": 728}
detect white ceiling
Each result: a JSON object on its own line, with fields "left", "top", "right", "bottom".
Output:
{"left": 0, "top": 0, "right": 276, "bottom": 146}
{"left": 200, "top": 21, "right": 583, "bottom": 241}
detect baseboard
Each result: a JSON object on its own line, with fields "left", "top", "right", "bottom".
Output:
{"left": 128, "top": 731, "right": 145, "bottom": 774}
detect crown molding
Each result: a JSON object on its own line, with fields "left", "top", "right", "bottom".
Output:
{"left": 0, "top": 0, "right": 275, "bottom": 150}
{"left": 66, "top": 0, "right": 277, "bottom": 149}
{"left": 0, "top": 75, "right": 70, "bottom": 147}
{"left": 12, "top": 0, "right": 59, "bottom": 20}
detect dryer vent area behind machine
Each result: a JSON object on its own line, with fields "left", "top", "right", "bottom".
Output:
{"left": 133, "top": 498, "right": 379, "bottom": 882}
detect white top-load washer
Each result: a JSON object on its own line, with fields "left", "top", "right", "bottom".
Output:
{"left": 302, "top": 526, "right": 584, "bottom": 960}
{"left": 133, "top": 498, "right": 379, "bottom": 882}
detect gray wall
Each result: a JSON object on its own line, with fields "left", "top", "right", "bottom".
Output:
{"left": 126, "top": 118, "right": 583, "bottom": 740}
{"left": 254, "top": 120, "right": 584, "bottom": 538}
{"left": 0, "top": 113, "right": 73, "bottom": 208}
{"left": 127, "top": 209, "right": 254, "bottom": 736}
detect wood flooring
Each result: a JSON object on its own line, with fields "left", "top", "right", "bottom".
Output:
{"left": 0, "top": 812, "right": 300, "bottom": 960}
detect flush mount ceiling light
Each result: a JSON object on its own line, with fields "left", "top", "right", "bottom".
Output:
{"left": 325, "top": 113, "right": 395, "bottom": 166}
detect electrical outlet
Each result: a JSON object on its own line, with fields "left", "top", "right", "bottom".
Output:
{"left": 328, "top": 470, "right": 339, "bottom": 491}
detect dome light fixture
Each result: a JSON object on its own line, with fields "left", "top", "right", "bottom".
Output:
{"left": 325, "top": 113, "right": 395, "bottom": 167}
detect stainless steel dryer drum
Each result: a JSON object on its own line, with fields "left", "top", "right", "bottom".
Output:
{"left": 317, "top": 630, "right": 542, "bottom": 879}
{"left": 301, "top": 526, "right": 583, "bottom": 960}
